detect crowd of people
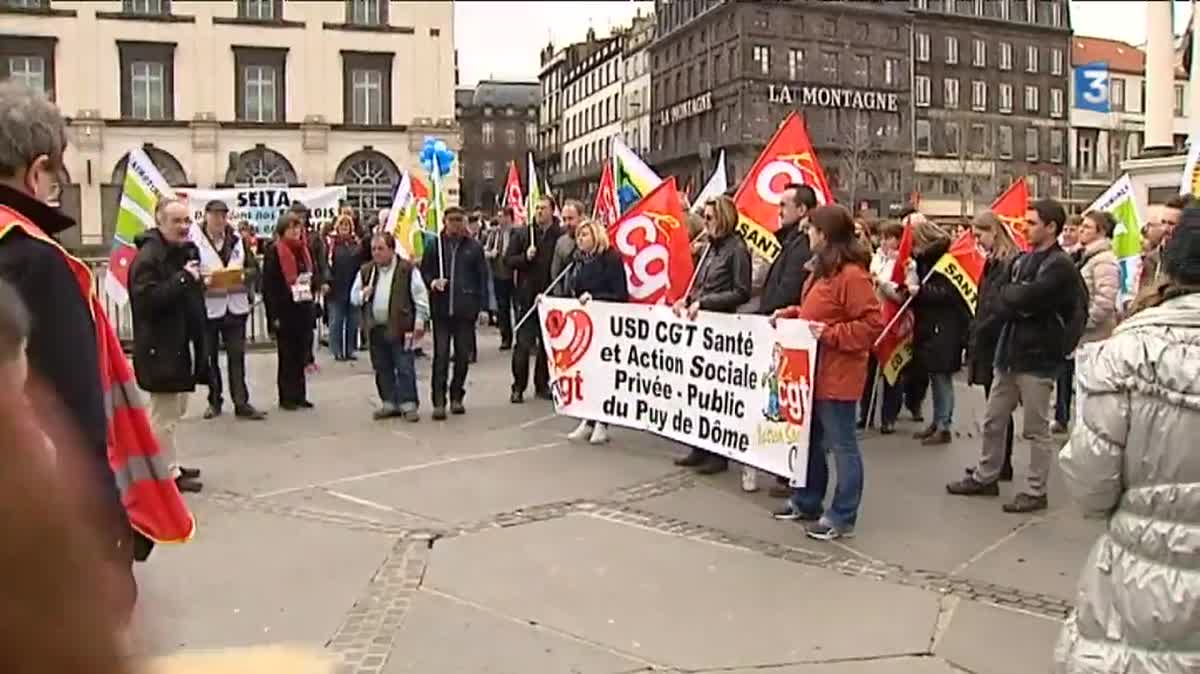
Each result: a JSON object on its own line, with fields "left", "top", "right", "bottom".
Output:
{"left": 2, "top": 79, "right": 1200, "bottom": 671}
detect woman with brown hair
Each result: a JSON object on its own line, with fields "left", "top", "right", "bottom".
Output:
{"left": 770, "top": 204, "right": 883, "bottom": 540}
{"left": 262, "top": 211, "right": 317, "bottom": 410}
{"left": 327, "top": 214, "right": 364, "bottom": 361}
{"left": 672, "top": 195, "right": 752, "bottom": 478}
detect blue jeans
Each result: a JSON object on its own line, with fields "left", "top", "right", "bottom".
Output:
{"left": 327, "top": 299, "right": 360, "bottom": 360}
{"left": 790, "top": 400, "right": 864, "bottom": 529}
{"left": 369, "top": 326, "right": 418, "bottom": 410}
{"left": 930, "top": 372, "right": 955, "bottom": 431}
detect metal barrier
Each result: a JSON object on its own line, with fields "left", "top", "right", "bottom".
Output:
{"left": 81, "top": 256, "right": 293, "bottom": 347}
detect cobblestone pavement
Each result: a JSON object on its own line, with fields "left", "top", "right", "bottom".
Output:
{"left": 135, "top": 329, "right": 1098, "bottom": 673}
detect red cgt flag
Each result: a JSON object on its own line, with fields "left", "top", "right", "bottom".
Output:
{"left": 991, "top": 179, "right": 1031, "bottom": 251}
{"left": 733, "top": 112, "right": 835, "bottom": 261}
{"left": 875, "top": 220, "right": 915, "bottom": 385}
{"left": 593, "top": 161, "right": 619, "bottom": 227}
{"left": 607, "top": 177, "right": 694, "bottom": 305}
{"left": 503, "top": 162, "right": 526, "bottom": 225}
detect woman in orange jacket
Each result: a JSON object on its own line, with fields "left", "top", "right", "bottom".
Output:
{"left": 770, "top": 205, "right": 884, "bottom": 541}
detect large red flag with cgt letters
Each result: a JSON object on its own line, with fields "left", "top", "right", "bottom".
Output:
{"left": 607, "top": 177, "right": 694, "bottom": 305}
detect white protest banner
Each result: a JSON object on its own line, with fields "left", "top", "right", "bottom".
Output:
{"left": 178, "top": 185, "right": 347, "bottom": 237}
{"left": 536, "top": 298, "right": 818, "bottom": 483}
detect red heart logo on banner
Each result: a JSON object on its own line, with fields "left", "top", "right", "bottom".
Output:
{"left": 543, "top": 308, "right": 593, "bottom": 371}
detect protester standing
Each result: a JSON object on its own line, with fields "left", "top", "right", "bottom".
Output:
{"left": 770, "top": 205, "right": 883, "bottom": 541}
{"left": 128, "top": 197, "right": 208, "bottom": 493}
{"left": 192, "top": 200, "right": 265, "bottom": 421}
{"left": 964, "top": 211, "right": 1019, "bottom": 481}
{"left": 867, "top": 222, "right": 919, "bottom": 434}
{"left": 549, "top": 199, "right": 584, "bottom": 295}
{"left": 353, "top": 233, "right": 429, "bottom": 421}
{"left": 262, "top": 212, "right": 317, "bottom": 410}
{"left": 506, "top": 196, "right": 562, "bottom": 403}
{"left": 673, "top": 195, "right": 752, "bottom": 476}
{"left": 421, "top": 207, "right": 488, "bottom": 420}
{"left": 564, "top": 219, "right": 629, "bottom": 444}
{"left": 289, "top": 201, "right": 327, "bottom": 369}
{"left": 486, "top": 207, "right": 518, "bottom": 349}
{"left": 910, "top": 215, "right": 970, "bottom": 446}
{"left": 1054, "top": 207, "right": 1200, "bottom": 673}
{"left": 327, "top": 214, "right": 364, "bottom": 361}
{"left": 948, "top": 199, "right": 1084, "bottom": 513}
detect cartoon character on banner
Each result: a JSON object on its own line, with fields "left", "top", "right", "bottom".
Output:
{"left": 542, "top": 307, "right": 593, "bottom": 406}
{"left": 760, "top": 342, "right": 811, "bottom": 427}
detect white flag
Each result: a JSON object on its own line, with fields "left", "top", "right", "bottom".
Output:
{"left": 690, "top": 150, "right": 728, "bottom": 213}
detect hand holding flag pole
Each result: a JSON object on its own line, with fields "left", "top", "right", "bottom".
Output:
{"left": 512, "top": 263, "right": 575, "bottom": 334}
{"left": 872, "top": 266, "right": 938, "bottom": 349}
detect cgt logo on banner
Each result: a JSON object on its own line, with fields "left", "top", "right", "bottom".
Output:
{"left": 537, "top": 298, "right": 818, "bottom": 483}
{"left": 178, "top": 185, "right": 347, "bottom": 238}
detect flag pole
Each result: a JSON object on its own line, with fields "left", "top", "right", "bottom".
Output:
{"left": 513, "top": 263, "right": 575, "bottom": 334}
{"left": 434, "top": 156, "right": 446, "bottom": 280}
{"left": 682, "top": 237, "right": 711, "bottom": 301}
{"left": 872, "top": 266, "right": 937, "bottom": 349}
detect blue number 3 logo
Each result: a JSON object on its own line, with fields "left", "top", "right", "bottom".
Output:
{"left": 1081, "top": 68, "right": 1109, "bottom": 105}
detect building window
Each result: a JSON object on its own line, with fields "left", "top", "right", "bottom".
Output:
{"left": 973, "top": 39, "right": 986, "bottom": 67}
{"left": 347, "top": 0, "right": 385, "bottom": 26}
{"left": 999, "top": 0, "right": 1011, "bottom": 19}
{"left": 1077, "top": 133, "right": 1094, "bottom": 174}
{"left": 946, "top": 36, "right": 958, "bottom": 64}
{"left": 1050, "top": 88, "right": 1064, "bottom": 117}
{"left": 972, "top": 80, "right": 987, "bottom": 110}
{"left": 118, "top": 41, "right": 174, "bottom": 121}
{"left": 1025, "top": 126, "right": 1039, "bottom": 160}
{"left": 853, "top": 55, "right": 868, "bottom": 85}
{"left": 999, "top": 42, "right": 1012, "bottom": 70}
{"left": 999, "top": 83, "right": 1013, "bottom": 112}
{"left": 228, "top": 145, "right": 297, "bottom": 185}
{"left": 1175, "top": 83, "right": 1185, "bottom": 116}
{"left": 5, "top": 55, "right": 45, "bottom": 93}
{"left": 1024, "top": 84, "right": 1039, "bottom": 112}
{"left": 481, "top": 161, "right": 495, "bottom": 180}
{"left": 944, "top": 78, "right": 960, "bottom": 108}
{"left": 526, "top": 122, "right": 536, "bottom": 146}
{"left": 1025, "top": 45, "right": 1038, "bottom": 73}
{"left": 916, "top": 119, "right": 932, "bottom": 154}
{"left": 946, "top": 122, "right": 960, "bottom": 156}
{"left": 237, "top": 0, "right": 277, "bottom": 20}
{"left": 823, "top": 17, "right": 837, "bottom": 36}
{"left": 342, "top": 51, "right": 391, "bottom": 125}
{"left": 997, "top": 124, "right": 1013, "bottom": 158}
{"left": 753, "top": 45, "right": 770, "bottom": 75}
{"left": 335, "top": 149, "right": 399, "bottom": 212}
{"left": 504, "top": 127, "right": 517, "bottom": 146}
{"left": 788, "top": 48, "right": 804, "bottom": 80}
{"left": 887, "top": 169, "right": 902, "bottom": 192}
{"left": 916, "top": 32, "right": 930, "bottom": 62}
{"left": 1049, "top": 174, "right": 1062, "bottom": 198}
{"left": 1050, "top": 0, "right": 1061, "bottom": 26}
{"left": 821, "top": 52, "right": 839, "bottom": 82}
{"left": 1111, "top": 78, "right": 1125, "bottom": 111}
{"left": 1026, "top": 0, "right": 1036, "bottom": 22}
{"left": 884, "top": 57, "right": 900, "bottom": 86}
{"left": 915, "top": 75, "right": 931, "bottom": 107}
{"left": 1050, "top": 128, "right": 1064, "bottom": 163}
{"left": 1050, "top": 47, "right": 1063, "bottom": 76}
{"left": 970, "top": 122, "right": 987, "bottom": 156}
{"left": 481, "top": 122, "right": 494, "bottom": 146}
{"left": 124, "top": 0, "right": 167, "bottom": 14}
{"left": 233, "top": 47, "right": 286, "bottom": 123}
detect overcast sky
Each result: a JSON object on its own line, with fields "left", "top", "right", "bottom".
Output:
{"left": 453, "top": 0, "right": 1195, "bottom": 88}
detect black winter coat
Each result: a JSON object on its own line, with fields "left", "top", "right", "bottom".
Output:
{"left": 567, "top": 248, "right": 629, "bottom": 302}
{"left": 966, "top": 255, "right": 1016, "bottom": 388}
{"left": 329, "top": 238, "right": 364, "bottom": 305}
{"left": 994, "top": 244, "right": 1081, "bottom": 375}
{"left": 261, "top": 244, "right": 317, "bottom": 333}
{"left": 688, "top": 233, "right": 752, "bottom": 313}
{"left": 128, "top": 229, "right": 208, "bottom": 393}
{"left": 912, "top": 239, "right": 971, "bottom": 375}
{"left": 421, "top": 234, "right": 490, "bottom": 319}
{"left": 504, "top": 219, "right": 563, "bottom": 307}
{"left": 759, "top": 223, "right": 812, "bottom": 315}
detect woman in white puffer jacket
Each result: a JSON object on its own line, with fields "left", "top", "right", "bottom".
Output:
{"left": 1055, "top": 207, "right": 1200, "bottom": 673}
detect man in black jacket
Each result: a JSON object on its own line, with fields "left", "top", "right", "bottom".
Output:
{"left": 505, "top": 195, "right": 562, "bottom": 403}
{"left": 948, "top": 198, "right": 1082, "bottom": 513}
{"left": 421, "top": 206, "right": 489, "bottom": 419}
{"left": 129, "top": 197, "right": 208, "bottom": 493}
{"left": 0, "top": 81, "right": 135, "bottom": 583}
{"left": 759, "top": 183, "right": 815, "bottom": 315}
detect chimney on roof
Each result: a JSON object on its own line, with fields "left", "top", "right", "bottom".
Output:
{"left": 586, "top": 26, "right": 596, "bottom": 42}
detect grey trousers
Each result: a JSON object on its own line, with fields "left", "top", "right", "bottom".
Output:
{"left": 974, "top": 371, "right": 1055, "bottom": 496}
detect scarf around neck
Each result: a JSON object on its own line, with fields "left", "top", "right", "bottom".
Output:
{"left": 276, "top": 236, "right": 313, "bottom": 286}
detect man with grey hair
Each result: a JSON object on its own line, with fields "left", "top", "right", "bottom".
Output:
{"left": 0, "top": 81, "right": 133, "bottom": 593}
{"left": 549, "top": 199, "right": 583, "bottom": 295}
{"left": 129, "top": 195, "right": 208, "bottom": 492}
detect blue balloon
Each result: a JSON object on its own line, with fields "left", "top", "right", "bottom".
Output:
{"left": 421, "top": 159, "right": 434, "bottom": 174}
{"left": 433, "top": 139, "right": 448, "bottom": 154}
{"left": 423, "top": 136, "right": 437, "bottom": 150}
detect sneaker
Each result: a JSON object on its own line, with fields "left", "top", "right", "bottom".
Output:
{"left": 499, "top": 342, "right": 513, "bottom": 351}
{"left": 1050, "top": 421, "right": 1068, "bottom": 435}
{"left": 510, "top": 391, "right": 525, "bottom": 404}
{"left": 1002, "top": 492, "right": 1048, "bottom": 513}
{"left": 432, "top": 407, "right": 447, "bottom": 421}
{"left": 234, "top": 405, "right": 266, "bottom": 420}
{"left": 963, "top": 466, "right": 1013, "bottom": 482}
{"left": 741, "top": 466, "right": 758, "bottom": 492}
{"left": 921, "top": 429, "right": 952, "bottom": 446}
{"left": 588, "top": 424, "right": 609, "bottom": 445}
{"left": 203, "top": 406, "right": 221, "bottom": 420}
{"left": 450, "top": 400, "right": 466, "bottom": 415}
{"left": 373, "top": 408, "right": 397, "bottom": 421}
{"left": 909, "top": 410, "right": 925, "bottom": 423}
{"left": 298, "top": 400, "right": 315, "bottom": 409}
{"left": 696, "top": 456, "right": 729, "bottom": 475}
{"left": 567, "top": 420, "right": 592, "bottom": 441}
{"left": 175, "top": 476, "right": 203, "bottom": 493}
{"left": 402, "top": 409, "right": 421, "bottom": 423}
{"left": 913, "top": 424, "right": 937, "bottom": 440}
{"left": 806, "top": 519, "right": 855, "bottom": 540}
{"left": 674, "top": 449, "right": 707, "bottom": 467}
{"left": 772, "top": 504, "right": 821, "bottom": 521}
{"left": 880, "top": 423, "right": 895, "bottom": 435}
{"left": 946, "top": 475, "right": 1000, "bottom": 496}
{"left": 178, "top": 466, "right": 201, "bottom": 479}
